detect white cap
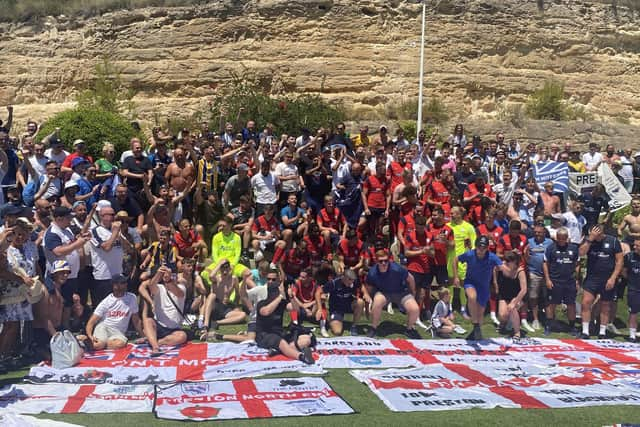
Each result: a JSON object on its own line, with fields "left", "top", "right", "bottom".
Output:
{"left": 96, "top": 199, "right": 112, "bottom": 212}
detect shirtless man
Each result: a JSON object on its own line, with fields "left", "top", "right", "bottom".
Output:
{"left": 165, "top": 147, "right": 195, "bottom": 193}
{"left": 540, "top": 181, "right": 561, "bottom": 217}
{"left": 200, "top": 259, "right": 247, "bottom": 338}
{"left": 32, "top": 260, "right": 67, "bottom": 361}
{"left": 619, "top": 199, "right": 640, "bottom": 253}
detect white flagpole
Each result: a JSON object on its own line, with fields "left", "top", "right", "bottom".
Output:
{"left": 416, "top": 1, "right": 426, "bottom": 136}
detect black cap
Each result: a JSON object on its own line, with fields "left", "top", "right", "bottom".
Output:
{"left": 111, "top": 274, "right": 128, "bottom": 284}
{"left": 476, "top": 236, "right": 490, "bottom": 248}
{"left": 53, "top": 206, "right": 73, "bottom": 218}
{"left": 0, "top": 203, "right": 23, "bottom": 218}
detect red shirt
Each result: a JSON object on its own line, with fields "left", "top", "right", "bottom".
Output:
{"left": 173, "top": 230, "right": 203, "bottom": 259}
{"left": 317, "top": 208, "right": 346, "bottom": 232}
{"left": 292, "top": 279, "right": 318, "bottom": 304}
{"left": 304, "top": 235, "right": 331, "bottom": 263}
{"left": 282, "top": 249, "right": 311, "bottom": 276}
{"left": 476, "top": 224, "right": 504, "bottom": 253}
{"left": 464, "top": 183, "right": 495, "bottom": 225}
{"left": 497, "top": 233, "right": 529, "bottom": 269}
{"left": 337, "top": 239, "right": 364, "bottom": 268}
{"left": 405, "top": 229, "right": 431, "bottom": 274}
{"left": 427, "top": 222, "right": 453, "bottom": 266}
{"left": 424, "top": 180, "right": 451, "bottom": 217}
{"left": 252, "top": 215, "right": 279, "bottom": 234}
{"left": 365, "top": 247, "right": 393, "bottom": 264}
{"left": 62, "top": 153, "right": 94, "bottom": 169}
{"left": 398, "top": 210, "right": 416, "bottom": 241}
{"left": 363, "top": 175, "right": 389, "bottom": 209}
{"left": 387, "top": 161, "right": 412, "bottom": 192}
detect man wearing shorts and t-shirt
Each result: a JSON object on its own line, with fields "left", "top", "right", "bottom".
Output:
{"left": 543, "top": 227, "right": 580, "bottom": 336}
{"left": 452, "top": 236, "right": 507, "bottom": 341}
{"left": 579, "top": 224, "right": 623, "bottom": 339}
{"left": 317, "top": 269, "right": 366, "bottom": 336}
{"left": 366, "top": 251, "right": 421, "bottom": 339}
{"left": 85, "top": 275, "right": 143, "bottom": 350}
{"left": 622, "top": 238, "right": 640, "bottom": 342}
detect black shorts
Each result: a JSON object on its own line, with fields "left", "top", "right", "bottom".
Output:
{"left": 549, "top": 281, "right": 578, "bottom": 305}
{"left": 60, "top": 278, "right": 79, "bottom": 308}
{"left": 628, "top": 289, "right": 640, "bottom": 314}
{"left": 156, "top": 323, "right": 181, "bottom": 339}
{"left": 213, "top": 299, "right": 235, "bottom": 321}
{"left": 247, "top": 322, "right": 256, "bottom": 333}
{"left": 377, "top": 289, "right": 414, "bottom": 306}
{"left": 256, "top": 332, "right": 283, "bottom": 350}
{"left": 583, "top": 277, "right": 616, "bottom": 302}
{"left": 426, "top": 265, "right": 449, "bottom": 288}
{"left": 623, "top": 235, "right": 637, "bottom": 246}
{"left": 410, "top": 271, "right": 432, "bottom": 290}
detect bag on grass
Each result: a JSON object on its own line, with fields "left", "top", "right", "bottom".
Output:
{"left": 50, "top": 330, "right": 84, "bottom": 369}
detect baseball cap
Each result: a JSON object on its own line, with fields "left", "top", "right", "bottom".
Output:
{"left": 476, "top": 236, "right": 490, "bottom": 248}
{"left": 379, "top": 125, "right": 388, "bottom": 131}
{"left": 72, "top": 139, "right": 85, "bottom": 147}
{"left": 96, "top": 200, "right": 112, "bottom": 212}
{"left": 115, "top": 210, "right": 132, "bottom": 221}
{"left": 0, "top": 203, "right": 23, "bottom": 218}
{"left": 64, "top": 180, "right": 80, "bottom": 190}
{"left": 237, "top": 163, "right": 249, "bottom": 171}
{"left": 53, "top": 206, "right": 72, "bottom": 218}
{"left": 52, "top": 260, "right": 71, "bottom": 274}
{"left": 71, "top": 157, "right": 89, "bottom": 169}
{"left": 551, "top": 213, "right": 564, "bottom": 221}
{"left": 111, "top": 274, "right": 127, "bottom": 284}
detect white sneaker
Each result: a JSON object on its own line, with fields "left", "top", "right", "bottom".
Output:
{"left": 320, "top": 327, "right": 330, "bottom": 338}
{"left": 606, "top": 323, "right": 621, "bottom": 335}
{"left": 532, "top": 320, "right": 541, "bottom": 331}
{"left": 254, "top": 250, "right": 264, "bottom": 262}
{"left": 269, "top": 262, "right": 277, "bottom": 270}
{"left": 415, "top": 319, "right": 429, "bottom": 330}
{"left": 490, "top": 312, "right": 500, "bottom": 326}
{"left": 521, "top": 319, "right": 535, "bottom": 333}
{"left": 453, "top": 325, "right": 466, "bottom": 334}
{"left": 386, "top": 303, "right": 394, "bottom": 315}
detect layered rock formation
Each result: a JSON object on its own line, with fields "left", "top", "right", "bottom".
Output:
{"left": 1, "top": 0, "right": 639, "bottom": 140}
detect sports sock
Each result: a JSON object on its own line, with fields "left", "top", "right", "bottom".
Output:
{"left": 272, "top": 245, "right": 285, "bottom": 264}
{"left": 290, "top": 310, "right": 299, "bottom": 324}
{"left": 630, "top": 328, "right": 637, "bottom": 339}
{"left": 489, "top": 296, "right": 497, "bottom": 313}
{"left": 582, "top": 322, "right": 589, "bottom": 335}
{"left": 599, "top": 324, "right": 606, "bottom": 335}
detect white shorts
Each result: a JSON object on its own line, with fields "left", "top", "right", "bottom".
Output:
{"left": 94, "top": 323, "right": 127, "bottom": 344}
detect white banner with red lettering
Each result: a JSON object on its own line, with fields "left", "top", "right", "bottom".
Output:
{"left": 0, "top": 384, "right": 154, "bottom": 414}
{"left": 154, "top": 378, "right": 353, "bottom": 421}
{"left": 27, "top": 342, "right": 323, "bottom": 385}
{"left": 351, "top": 337, "right": 640, "bottom": 411}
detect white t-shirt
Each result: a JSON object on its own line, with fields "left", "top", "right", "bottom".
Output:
{"left": 562, "top": 211, "right": 585, "bottom": 244}
{"left": 251, "top": 173, "right": 279, "bottom": 204}
{"left": 153, "top": 283, "right": 186, "bottom": 329}
{"left": 247, "top": 285, "right": 268, "bottom": 323}
{"left": 27, "top": 156, "right": 48, "bottom": 183}
{"left": 94, "top": 292, "right": 138, "bottom": 333}
{"left": 274, "top": 161, "right": 300, "bottom": 193}
{"left": 44, "top": 148, "right": 69, "bottom": 166}
{"left": 494, "top": 180, "right": 518, "bottom": 207}
{"left": 90, "top": 224, "right": 124, "bottom": 280}
{"left": 582, "top": 152, "right": 603, "bottom": 171}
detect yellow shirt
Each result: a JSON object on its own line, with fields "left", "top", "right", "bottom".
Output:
{"left": 568, "top": 161, "right": 586, "bottom": 173}
{"left": 351, "top": 134, "right": 371, "bottom": 149}
{"left": 446, "top": 220, "right": 476, "bottom": 280}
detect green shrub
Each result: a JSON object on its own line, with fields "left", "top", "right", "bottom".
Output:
{"left": 525, "top": 80, "right": 566, "bottom": 120}
{"left": 76, "top": 58, "right": 136, "bottom": 119}
{"left": 36, "top": 107, "right": 139, "bottom": 161}
{"left": 209, "top": 71, "right": 345, "bottom": 135}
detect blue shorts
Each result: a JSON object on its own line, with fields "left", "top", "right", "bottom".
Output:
{"left": 464, "top": 282, "right": 490, "bottom": 307}
{"left": 629, "top": 289, "right": 640, "bottom": 314}
{"left": 549, "top": 281, "right": 577, "bottom": 305}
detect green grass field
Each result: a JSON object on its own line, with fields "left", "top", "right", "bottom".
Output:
{"left": 2, "top": 300, "right": 640, "bottom": 427}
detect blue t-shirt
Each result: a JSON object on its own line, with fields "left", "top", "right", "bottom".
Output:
{"left": 527, "top": 237, "right": 553, "bottom": 275}
{"left": 458, "top": 250, "right": 502, "bottom": 287}
{"left": 280, "top": 205, "right": 305, "bottom": 228}
{"left": 367, "top": 262, "right": 409, "bottom": 294}
{"left": 624, "top": 252, "right": 640, "bottom": 292}
{"left": 323, "top": 278, "right": 356, "bottom": 314}
{"left": 250, "top": 269, "right": 267, "bottom": 287}
{"left": 544, "top": 242, "right": 579, "bottom": 283}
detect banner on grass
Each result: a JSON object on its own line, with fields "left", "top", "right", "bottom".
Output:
{"left": 27, "top": 342, "right": 323, "bottom": 385}
{"left": 533, "top": 161, "right": 569, "bottom": 194}
{"left": 0, "top": 384, "right": 153, "bottom": 414}
{"left": 154, "top": 377, "right": 353, "bottom": 421}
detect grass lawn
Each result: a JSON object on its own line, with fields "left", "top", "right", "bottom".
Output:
{"left": 2, "top": 297, "right": 640, "bottom": 426}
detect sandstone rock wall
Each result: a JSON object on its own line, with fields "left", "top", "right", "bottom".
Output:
{"left": 1, "top": 0, "right": 639, "bottom": 142}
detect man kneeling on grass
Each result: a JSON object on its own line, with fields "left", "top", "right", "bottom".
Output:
{"left": 85, "top": 274, "right": 144, "bottom": 350}
{"left": 255, "top": 272, "right": 315, "bottom": 365}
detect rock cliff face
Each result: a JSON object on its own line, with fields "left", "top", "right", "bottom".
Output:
{"left": 1, "top": 0, "right": 639, "bottom": 140}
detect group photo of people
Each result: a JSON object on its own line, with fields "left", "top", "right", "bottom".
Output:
{"left": 1, "top": 104, "right": 639, "bottom": 374}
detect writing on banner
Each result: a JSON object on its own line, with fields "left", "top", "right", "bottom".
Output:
{"left": 533, "top": 161, "right": 569, "bottom": 194}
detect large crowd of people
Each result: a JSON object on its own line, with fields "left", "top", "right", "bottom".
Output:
{"left": 1, "top": 104, "right": 639, "bottom": 374}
